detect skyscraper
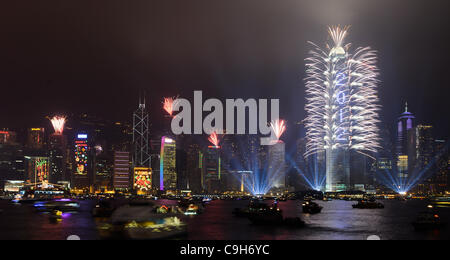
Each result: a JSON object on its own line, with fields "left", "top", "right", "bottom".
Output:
{"left": 268, "top": 141, "right": 286, "bottom": 191}
{"left": 132, "top": 97, "right": 151, "bottom": 192}
{"left": 160, "top": 136, "right": 176, "bottom": 191}
{"left": 396, "top": 103, "right": 416, "bottom": 180}
{"left": 27, "top": 128, "right": 45, "bottom": 150}
{"left": 49, "top": 134, "right": 67, "bottom": 184}
{"left": 72, "top": 133, "right": 92, "bottom": 190}
{"left": 415, "top": 125, "right": 434, "bottom": 170}
{"left": 304, "top": 26, "right": 380, "bottom": 192}
{"left": 113, "top": 151, "right": 131, "bottom": 190}
{"left": 132, "top": 98, "right": 151, "bottom": 168}
{"left": 48, "top": 116, "right": 68, "bottom": 184}
{"left": 203, "top": 145, "right": 221, "bottom": 193}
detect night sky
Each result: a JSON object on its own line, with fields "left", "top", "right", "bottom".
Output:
{"left": 0, "top": 0, "right": 449, "bottom": 142}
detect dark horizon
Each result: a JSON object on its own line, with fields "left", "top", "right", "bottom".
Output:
{"left": 1, "top": 0, "right": 449, "bottom": 141}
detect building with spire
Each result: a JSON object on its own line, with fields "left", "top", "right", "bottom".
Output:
{"left": 396, "top": 102, "right": 416, "bottom": 181}
{"left": 126, "top": 95, "right": 151, "bottom": 192}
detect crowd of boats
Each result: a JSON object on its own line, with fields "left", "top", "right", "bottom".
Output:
{"left": 2, "top": 189, "right": 449, "bottom": 239}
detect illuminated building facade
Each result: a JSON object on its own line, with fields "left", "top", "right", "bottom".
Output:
{"left": 415, "top": 125, "right": 434, "bottom": 170}
{"left": 113, "top": 151, "right": 130, "bottom": 190}
{"left": 49, "top": 134, "right": 68, "bottom": 184}
{"left": 185, "top": 143, "right": 203, "bottom": 193}
{"left": 134, "top": 167, "right": 152, "bottom": 192}
{"left": 304, "top": 27, "right": 380, "bottom": 192}
{"left": 377, "top": 158, "right": 393, "bottom": 170}
{"left": 160, "top": 136, "right": 176, "bottom": 191}
{"left": 72, "top": 134, "right": 92, "bottom": 190}
{"left": 27, "top": 128, "right": 45, "bottom": 150}
{"left": 0, "top": 142, "right": 25, "bottom": 190}
{"left": 203, "top": 146, "right": 222, "bottom": 193}
{"left": 0, "top": 130, "right": 17, "bottom": 144}
{"left": 396, "top": 103, "right": 416, "bottom": 179}
{"left": 25, "top": 156, "right": 50, "bottom": 185}
{"left": 268, "top": 141, "right": 286, "bottom": 190}
{"left": 132, "top": 98, "right": 151, "bottom": 168}
{"left": 432, "top": 140, "right": 449, "bottom": 193}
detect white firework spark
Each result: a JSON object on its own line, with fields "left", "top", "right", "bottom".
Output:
{"left": 304, "top": 26, "right": 381, "bottom": 159}
{"left": 50, "top": 116, "right": 66, "bottom": 135}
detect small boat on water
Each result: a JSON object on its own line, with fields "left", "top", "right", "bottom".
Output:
{"left": 302, "top": 200, "right": 323, "bottom": 214}
{"left": 232, "top": 200, "right": 270, "bottom": 218}
{"left": 184, "top": 204, "right": 204, "bottom": 215}
{"left": 430, "top": 196, "right": 450, "bottom": 208}
{"left": 248, "top": 203, "right": 284, "bottom": 225}
{"left": 92, "top": 200, "right": 116, "bottom": 218}
{"left": 49, "top": 210, "right": 63, "bottom": 222}
{"left": 412, "top": 210, "right": 446, "bottom": 231}
{"left": 352, "top": 199, "right": 384, "bottom": 209}
{"left": 247, "top": 202, "right": 305, "bottom": 228}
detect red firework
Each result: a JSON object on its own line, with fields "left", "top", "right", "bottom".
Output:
{"left": 208, "top": 132, "right": 221, "bottom": 147}
{"left": 163, "top": 97, "right": 178, "bottom": 117}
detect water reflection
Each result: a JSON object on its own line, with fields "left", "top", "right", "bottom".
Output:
{"left": 0, "top": 199, "right": 449, "bottom": 240}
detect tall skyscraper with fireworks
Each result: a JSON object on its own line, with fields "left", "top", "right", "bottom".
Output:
{"left": 304, "top": 26, "right": 380, "bottom": 192}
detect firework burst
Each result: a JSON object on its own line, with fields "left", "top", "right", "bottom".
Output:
{"left": 270, "top": 119, "right": 287, "bottom": 142}
{"left": 208, "top": 131, "right": 221, "bottom": 147}
{"left": 50, "top": 116, "right": 66, "bottom": 135}
{"left": 304, "top": 25, "right": 380, "bottom": 158}
{"left": 162, "top": 97, "right": 179, "bottom": 117}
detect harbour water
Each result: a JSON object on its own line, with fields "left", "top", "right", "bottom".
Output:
{"left": 0, "top": 199, "right": 448, "bottom": 240}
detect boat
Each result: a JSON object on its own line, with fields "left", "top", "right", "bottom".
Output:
{"left": 430, "top": 196, "right": 450, "bottom": 208}
{"left": 247, "top": 203, "right": 284, "bottom": 225}
{"left": 412, "top": 211, "right": 446, "bottom": 230}
{"left": 302, "top": 200, "right": 323, "bottom": 214}
{"left": 92, "top": 200, "right": 116, "bottom": 218}
{"left": 98, "top": 201, "right": 187, "bottom": 240}
{"left": 184, "top": 204, "right": 204, "bottom": 215}
{"left": 33, "top": 199, "right": 80, "bottom": 212}
{"left": 276, "top": 197, "right": 287, "bottom": 202}
{"left": 233, "top": 200, "right": 270, "bottom": 218}
{"left": 352, "top": 199, "right": 384, "bottom": 209}
{"left": 247, "top": 202, "right": 305, "bottom": 228}
{"left": 49, "top": 210, "right": 63, "bottom": 222}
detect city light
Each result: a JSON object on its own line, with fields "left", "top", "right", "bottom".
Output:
{"left": 50, "top": 116, "right": 66, "bottom": 135}
{"left": 304, "top": 25, "right": 380, "bottom": 157}
{"left": 304, "top": 25, "right": 381, "bottom": 192}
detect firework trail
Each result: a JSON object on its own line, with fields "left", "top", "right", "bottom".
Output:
{"left": 162, "top": 97, "right": 179, "bottom": 117}
{"left": 304, "top": 25, "right": 380, "bottom": 158}
{"left": 270, "top": 119, "right": 287, "bottom": 142}
{"left": 208, "top": 131, "right": 221, "bottom": 147}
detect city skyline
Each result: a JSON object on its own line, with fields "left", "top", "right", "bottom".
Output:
{"left": 0, "top": 0, "right": 449, "bottom": 242}
{"left": 0, "top": 0, "right": 449, "bottom": 141}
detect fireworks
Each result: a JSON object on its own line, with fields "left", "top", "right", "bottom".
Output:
{"left": 208, "top": 132, "right": 221, "bottom": 147}
{"left": 270, "top": 119, "right": 286, "bottom": 142}
{"left": 304, "top": 25, "right": 380, "bottom": 158}
{"left": 50, "top": 116, "right": 66, "bottom": 135}
{"left": 162, "top": 97, "right": 178, "bottom": 117}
